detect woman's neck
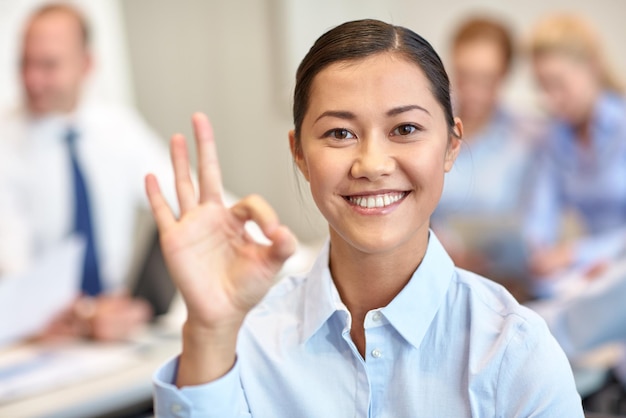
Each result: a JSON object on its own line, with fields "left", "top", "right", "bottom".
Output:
{"left": 574, "top": 120, "right": 593, "bottom": 147}
{"left": 328, "top": 228, "right": 429, "bottom": 357}
{"left": 327, "top": 228, "right": 429, "bottom": 343}
{"left": 573, "top": 89, "right": 602, "bottom": 147}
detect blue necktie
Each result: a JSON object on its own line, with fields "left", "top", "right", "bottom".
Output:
{"left": 65, "top": 128, "right": 102, "bottom": 296}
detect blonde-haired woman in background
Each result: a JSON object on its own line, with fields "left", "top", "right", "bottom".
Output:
{"left": 525, "top": 14, "right": 626, "bottom": 295}
{"left": 524, "top": 14, "right": 626, "bottom": 413}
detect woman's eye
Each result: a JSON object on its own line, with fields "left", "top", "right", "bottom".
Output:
{"left": 392, "top": 124, "right": 419, "bottom": 136}
{"left": 325, "top": 128, "right": 354, "bottom": 140}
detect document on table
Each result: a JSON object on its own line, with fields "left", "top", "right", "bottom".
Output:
{"left": 537, "top": 258, "right": 626, "bottom": 302}
{"left": 0, "top": 341, "right": 141, "bottom": 403}
{"left": 0, "top": 237, "right": 84, "bottom": 348}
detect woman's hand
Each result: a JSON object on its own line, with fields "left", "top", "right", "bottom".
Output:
{"left": 529, "top": 243, "right": 574, "bottom": 278}
{"left": 145, "top": 113, "right": 296, "bottom": 385}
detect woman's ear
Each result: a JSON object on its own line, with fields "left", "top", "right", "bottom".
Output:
{"left": 289, "top": 130, "right": 310, "bottom": 182}
{"left": 444, "top": 117, "right": 463, "bottom": 173}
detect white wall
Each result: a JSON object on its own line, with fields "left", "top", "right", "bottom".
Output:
{"left": 122, "top": 0, "right": 626, "bottom": 243}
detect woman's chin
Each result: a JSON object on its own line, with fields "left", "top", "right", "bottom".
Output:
{"left": 329, "top": 226, "right": 427, "bottom": 256}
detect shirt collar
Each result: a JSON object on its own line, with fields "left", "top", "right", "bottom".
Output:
{"left": 300, "top": 232, "right": 455, "bottom": 349}
{"left": 591, "top": 91, "right": 626, "bottom": 138}
{"left": 380, "top": 232, "right": 454, "bottom": 349}
{"left": 553, "top": 91, "right": 625, "bottom": 148}
{"left": 300, "top": 241, "right": 346, "bottom": 344}
{"left": 25, "top": 109, "right": 81, "bottom": 144}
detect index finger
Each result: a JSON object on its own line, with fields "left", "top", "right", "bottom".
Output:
{"left": 192, "top": 112, "right": 224, "bottom": 203}
{"left": 145, "top": 174, "right": 176, "bottom": 231}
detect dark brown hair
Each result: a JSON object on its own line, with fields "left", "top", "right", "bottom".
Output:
{"left": 451, "top": 17, "right": 514, "bottom": 74}
{"left": 292, "top": 19, "right": 456, "bottom": 153}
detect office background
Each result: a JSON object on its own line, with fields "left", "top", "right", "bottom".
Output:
{"left": 2, "top": 0, "right": 626, "bottom": 243}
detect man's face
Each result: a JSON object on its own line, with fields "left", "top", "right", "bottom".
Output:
{"left": 20, "top": 12, "right": 90, "bottom": 115}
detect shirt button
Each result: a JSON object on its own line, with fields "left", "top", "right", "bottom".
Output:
{"left": 170, "top": 403, "right": 183, "bottom": 414}
{"left": 371, "top": 348, "right": 382, "bottom": 358}
{"left": 372, "top": 311, "right": 382, "bottom": 322}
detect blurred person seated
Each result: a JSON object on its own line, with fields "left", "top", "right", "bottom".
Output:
{"left": 529, "top": 256, "right": 626, "bottom": 414}
{"left": 433, "top": 16, "right": 539, "bottom": 298}
{"left": 524, "top": 13, "right": 626, "bottom": 414}
{"left": 524, "top": 14, "right": 626, "bottom": 297}
{"left": 0, "top": 3, "right": 175, "bottom": 342}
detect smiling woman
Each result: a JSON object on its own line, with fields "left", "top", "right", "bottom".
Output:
{"left": 148, "top": 19, "right": 583, "bottom": 417}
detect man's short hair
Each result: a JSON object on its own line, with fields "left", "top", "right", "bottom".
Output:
{"left": 26, "top": 3, "right": 91, "bottom": 47}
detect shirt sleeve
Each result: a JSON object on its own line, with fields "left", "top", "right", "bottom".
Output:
{"left": 0, "top": 162, "right": 32, "bottom": 275}
{"left": 153, "top": 356, "right": 251, "bottom": 418}
{"left": 495, "top": 314, "right": 584, "bottom": 417}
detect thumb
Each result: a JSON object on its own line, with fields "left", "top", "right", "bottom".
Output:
{"left": 262, "top": 225, "right": 297, "bottom": 271}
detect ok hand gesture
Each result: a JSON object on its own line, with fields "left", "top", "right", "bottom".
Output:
{"left": 145, "top": 113, "right": 296, "bottom": 385}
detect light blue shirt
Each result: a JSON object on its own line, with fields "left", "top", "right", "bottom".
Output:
{"left": 524, "top": 92, "right": 626, "bottom": 267}
{"left": 153, "top": 233, "right": 582, "bottom": 417}
{"left": 436, "top": 108, "right": 535, "bottom": 217}
{"left": 432, "top": 109, "right": 537, "bottom": 279}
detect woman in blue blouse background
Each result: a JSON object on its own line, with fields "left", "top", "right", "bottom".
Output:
{"left": 525, "top": 14, "right": 626, "bottom": 294}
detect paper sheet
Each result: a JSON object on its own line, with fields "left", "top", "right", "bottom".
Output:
{"left": 0, "top": 237, "right": 84, "bottom": 348}
{"left": 0, "top": 341, "right": 139, "bottom": 404}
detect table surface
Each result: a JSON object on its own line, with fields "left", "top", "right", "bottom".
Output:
{"left": 0, "top": 253, "right": 319, "bottom": 418}
{"left": 0, "top": 326, "right": 181, "bottom": 418}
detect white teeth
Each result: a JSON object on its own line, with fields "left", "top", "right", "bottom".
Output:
{"left": 347, "top": 192, "right": 406, "bottom": 209}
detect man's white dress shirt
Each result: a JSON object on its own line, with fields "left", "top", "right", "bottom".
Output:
{"left": 0, "top": 102, "right": 174, "bottom": 289}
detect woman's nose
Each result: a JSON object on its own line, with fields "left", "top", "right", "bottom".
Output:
{"left": 349, "top": 137, "right": 396, "bottom": 181}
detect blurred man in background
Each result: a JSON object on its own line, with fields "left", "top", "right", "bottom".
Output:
{"left": 0, "top": 3, "right": 175, "bottom": 341}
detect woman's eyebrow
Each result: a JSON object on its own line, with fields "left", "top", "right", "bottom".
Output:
{"left": 314, "top": 110, "right": 355, "bottom": 124}
{"left": 387, "top": 105, "right": 430, "bottom": 117}
{"left": 313, "top": 105, "right": 430, "bottom": 125}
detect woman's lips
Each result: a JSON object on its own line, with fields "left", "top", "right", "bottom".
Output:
{"left": 343, "top": 191, "right": 409, "bottom": 209}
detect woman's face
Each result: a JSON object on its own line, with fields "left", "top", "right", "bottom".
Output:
{"left": 452, "top": 39, "right": 507, "bottom": 122}
{"left": 533, "top": 52, "right": 600, "bottom": 125}
{"left": 291, "top": 53, "right": 461, "bottom": 255}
